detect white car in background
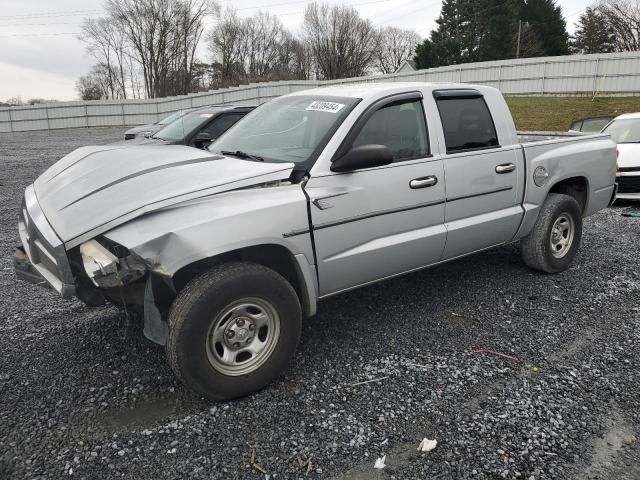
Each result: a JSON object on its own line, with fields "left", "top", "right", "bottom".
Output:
{"left": 602, "top": 113, "right": 640, "bottom": 200}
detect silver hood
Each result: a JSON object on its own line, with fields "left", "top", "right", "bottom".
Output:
{"left": 33, "top": 144, "right": 295, "bottom": 247}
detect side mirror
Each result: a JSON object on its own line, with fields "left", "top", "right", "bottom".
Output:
{"left": 193, "top": 131, "right": 212, "bottom": 146}
{"left": 330, "top": 144, "right": 393, "bottom": 172}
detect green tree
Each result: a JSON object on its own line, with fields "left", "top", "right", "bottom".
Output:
{"left": 415, "top": 0, "right": 477, "bottom": 68}
{"left": 571, "top": 7, "right": 616, "bottom": 53}
{"left": 415, "top": 0, "right": 569, "bottom": 68}
{"left": 520, "top": 0, "right": 569, "bottom": 56}
{"left": 477, "top": 0, "right": 519, "bottom": 60}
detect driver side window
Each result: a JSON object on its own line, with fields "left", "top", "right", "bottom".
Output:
{"left": 201, "top": 113, "right": 244, "bottom": 141}
{"left": 351, "top": 99, "right": 430, "bottom": 162}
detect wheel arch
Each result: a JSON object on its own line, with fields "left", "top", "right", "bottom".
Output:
{"left": 171, "top": 243, "right": 318, "bottom": 316}
{"left": 547, "top": 175, "right": 590, "bottom": 215}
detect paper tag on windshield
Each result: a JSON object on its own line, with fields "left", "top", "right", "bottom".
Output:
{"left": 200, "top": 113, "right": 213, "bottom": 118}
{"left": 306, "top": 101, "right": 345, "bottom": 113}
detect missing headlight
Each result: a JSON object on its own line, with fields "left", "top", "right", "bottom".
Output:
{"left": 80, "top": 239, "right": 146, "bottom": 288}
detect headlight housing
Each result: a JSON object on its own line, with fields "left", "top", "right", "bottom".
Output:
{"left": 80, "top": 240, "right": 119, "bottom": 286}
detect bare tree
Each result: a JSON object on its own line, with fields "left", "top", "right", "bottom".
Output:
{"left": 241, "top": 12, "right": 286, "bottom": 82}
{"left": 377, "top": 27, "right": 421, "bottom": 74}
{"left": 174, "top": 0, "right": 211, "bottom": 93}
{"left": 303, "top": 2, "right": 380, "bottom": 80}
{"left": 208, "top": 9, "right": 246, "bottom": 86}
{"left": 102, "top": 0, "right": 211, "bottom": 98}
{"left": 5, "top": 97, "right": 24, "bottom": 106}
{"left": 80, "top": 18, "right": 128, "bottom": 99}
{"left": 76, "top": 68, "right": 108, "bottom": 100}
{"left": 277, "top": 33, "right": 313, "bottom": 80}
{"left": 208, "top": 8, "right": 311, "bottom": 86}
{"left": 599, "top": 0, "right": 640, "bottom": 51}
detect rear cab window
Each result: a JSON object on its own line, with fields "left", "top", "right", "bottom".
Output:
{"left": 434, "top": 91, "right": 499, "bottom": 153}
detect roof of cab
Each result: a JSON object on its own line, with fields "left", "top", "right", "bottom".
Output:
{"left": 613, "top": 112, "right": 640, "bottom": 120}
{"left": 287, "top": 82, "right": 489, "bottom": 101}
{"left": 191, "top": 104, "right": 256, "bottom": 114}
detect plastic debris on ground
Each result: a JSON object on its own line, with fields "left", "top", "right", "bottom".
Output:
{"left": 417, "top": 438, "right": 438, "bottom": 452}
{"left": 374, "top": 455, "right": 386, "bottom": 469}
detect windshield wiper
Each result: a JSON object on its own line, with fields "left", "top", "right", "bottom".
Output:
{"left": 221, "top": 150, "right": 264, "bottom": 162}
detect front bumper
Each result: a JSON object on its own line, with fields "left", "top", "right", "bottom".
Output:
{"left": 616, "top": 192, "right": 640, "bottom": 201}
{"left": 616, "top": 174, "right": 640, "bottom": 201}
{"left": 15, "top": 185, "right": 76, "bottom": 298}
{"left": 14, "top": 247, "right": 48, "bottom": 288}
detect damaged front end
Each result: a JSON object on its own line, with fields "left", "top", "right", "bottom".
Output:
{"left": 72, "top": 237, "right": 174, "bottom": 345}
{"left": 79, "top": 238, "right": 145, "bottom": 289}
{"left": 15, "top": 226, "right": 174, "bottom": 346}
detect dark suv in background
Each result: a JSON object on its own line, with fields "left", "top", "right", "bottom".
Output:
{"left": 123, "top": 109, "right": 188, "bottom": 140}
{"left": 123, "top": 105, "right": 256, "bottom": 149}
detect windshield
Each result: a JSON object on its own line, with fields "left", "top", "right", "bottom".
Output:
{"left": 158, "top": 110, "right": 185, "bottom": 125}
{"left": 602, "top": 118, "right": 640, "bottom": 143}
{"left": 210, "top": 95, "right": 360, "bottom": 164}
{"left": 154, "top": 111, "right": 216, "bottom": 141}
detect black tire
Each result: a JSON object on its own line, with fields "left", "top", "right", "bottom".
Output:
{"left": 166, "top": 262, "right": 301, "bottom": 400}
{"left": 521, "top": 193, "right": 583, "bottom": 273}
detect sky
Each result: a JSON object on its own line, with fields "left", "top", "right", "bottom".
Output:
{"left": 0, "top": 0, "right": 590, "bottom": 102}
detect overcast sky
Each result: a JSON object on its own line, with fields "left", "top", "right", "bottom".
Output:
{"left": 0, "top": 0, "right": 589, "bottom": 102}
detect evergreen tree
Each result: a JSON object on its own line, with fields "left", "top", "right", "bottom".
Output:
{"left": 415, "top": 0, "right": 477, "bottom": 68}
{"left": 477, "top": 0, "right": 520, "bottom": 60}
{"left": 414, "top": 0, "right": 569, "bottom": 68}
{"left": 570, "top": 7, "right": 616, "bottom": 54}
{"left": 520, "top": 0, "right": 569, "bottom": 56}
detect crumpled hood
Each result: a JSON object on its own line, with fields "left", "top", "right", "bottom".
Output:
{"left": 33, "top": 144, "right": 295, "bottom": 246}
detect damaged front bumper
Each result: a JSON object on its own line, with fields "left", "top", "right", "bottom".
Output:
{"left": 13, "top": 245, "right": 76, "bottom": 298}
{"left": 14, "top": 246, "right": 49, "bottom": 289}
{"left": 15, "top": 186, "right": 76, "bottom": 298}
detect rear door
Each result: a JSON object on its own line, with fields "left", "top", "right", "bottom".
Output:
{"left": 432, "top": 89, "right": 525, "bottom": 259}
{"left": 305, "top": 92, "right": 447, "bottom": 297}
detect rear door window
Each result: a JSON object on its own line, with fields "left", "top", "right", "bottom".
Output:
{"left": 435, "top": 96, "right": 499, "bottom": 153}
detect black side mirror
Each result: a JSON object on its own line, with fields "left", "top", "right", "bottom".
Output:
{"left": 330, "top": 144, "right": 393, "bottom": 172}
{"left": 193, "top": 131, "right": 212, "bottom": 146}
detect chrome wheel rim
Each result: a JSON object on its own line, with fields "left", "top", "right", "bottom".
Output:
{"left": 549, "top": 213, "right": 575, "bottom": 259}
{"left": 206, "top": 298, "right": 280, "bottom": 376}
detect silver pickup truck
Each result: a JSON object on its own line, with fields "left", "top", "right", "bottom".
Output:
{"left": 14, "top": 83, "right": 617, "bottom": 400}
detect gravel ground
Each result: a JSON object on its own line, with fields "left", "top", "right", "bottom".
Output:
{"left": 1, "top": 127, "right": 639, "bottom": 480}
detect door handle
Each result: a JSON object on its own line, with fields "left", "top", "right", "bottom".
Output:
{"left": 495, "top": 163, "right": 516, "bottom": 174}
{"left": 409, "top": 176, "right": 438, "bottom": 189}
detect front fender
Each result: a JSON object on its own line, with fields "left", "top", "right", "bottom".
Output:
{"left": 103, "top": 184, "right": 314, "bottom": 276}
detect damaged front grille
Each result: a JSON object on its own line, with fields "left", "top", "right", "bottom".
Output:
{"left": 18, "top": 185, "right": 76, "bottom": 298}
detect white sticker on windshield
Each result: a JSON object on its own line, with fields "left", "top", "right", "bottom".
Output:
{"left": 200, "top": 113, "right": 213, "bottom": 118}
{"left": 306, "top": 101, "right": 345, "bottom": 113}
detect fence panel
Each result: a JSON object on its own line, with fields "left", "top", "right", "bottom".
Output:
{"left": 2, "top": 51, "right": 640, "bottom": 133}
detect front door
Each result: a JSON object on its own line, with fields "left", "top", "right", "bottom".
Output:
{"left": 305, "top": 93, "right": 447, "bottom": 297}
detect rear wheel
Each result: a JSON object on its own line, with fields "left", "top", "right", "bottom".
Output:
{"left": 521, "top": 193, "right": 583, "bottom": 273}
{"left": 166, "top": 262, "right": 301, "bottom": 400}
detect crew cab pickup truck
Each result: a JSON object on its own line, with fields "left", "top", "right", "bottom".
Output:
{"left": 14, "top": 83, "right": 617, "bottom": 400}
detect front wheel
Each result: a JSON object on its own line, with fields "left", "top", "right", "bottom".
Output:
{"left": 520, "top": 193, "right": 583, "bottom": 273}
{"left": 166, "top": 262, "right": 302, "bottom": 400}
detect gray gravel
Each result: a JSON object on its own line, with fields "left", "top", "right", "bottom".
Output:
{"left": 1, "top": 127, "right": 639, "bottom": 480}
